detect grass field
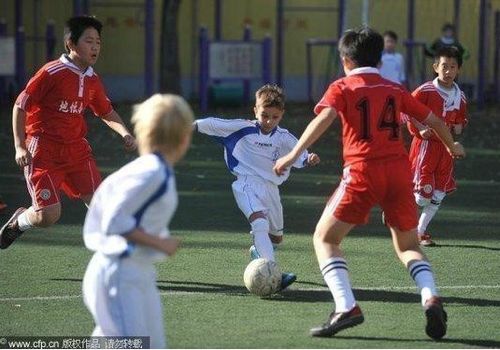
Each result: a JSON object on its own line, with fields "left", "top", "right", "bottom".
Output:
{"left": 0, "top": 103, "right": 499, "bottom": 348}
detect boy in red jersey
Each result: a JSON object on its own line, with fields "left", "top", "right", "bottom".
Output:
{"left": 0, "top": 16, "right": 136, "bottom": 249}
{"left": 405, "top": 46, "right": 467, "bottom": 246}
{"left": 274, "top": 28, "right": 465, "bottom": 340}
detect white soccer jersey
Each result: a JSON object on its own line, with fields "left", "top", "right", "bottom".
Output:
{"left": 83, "top": 152, "right": 177, "bottom": 262}
{"left": 380, "top": 52, "right": 406, "bottom": 84}
{"left": 195, "top": 118, "right": 309, "bottom": 185}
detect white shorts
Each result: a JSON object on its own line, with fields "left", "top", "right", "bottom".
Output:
{"left": 82, "top": 253, "right": 167, "bottom": 348}
{"left": 231, "top": 175, "right": 284, "bottom": 236}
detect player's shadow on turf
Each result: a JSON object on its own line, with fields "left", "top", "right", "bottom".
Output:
{"left": 50, "top": 278, "right": 500, "bottom": 309}
{"left": 275, "top": 287, "right": 500, "bottom": 308}
{"left": 433, "top": 243, "right": 500, "bottom": 251}
{"left": 156, "top": 280, "right": 248, "bottom": 296}
{"left": 334, "top": 335, "right": 500, "bottom": 348}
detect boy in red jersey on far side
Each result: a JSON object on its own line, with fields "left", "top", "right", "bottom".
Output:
{"left": 274, "top": 27, "right": 465, "bottom": 340}
{"left": 0, "top": 16, "right": 136, "bottom": 249}
{"left": 404, "top": 46, "right": 467, "bottom": 246}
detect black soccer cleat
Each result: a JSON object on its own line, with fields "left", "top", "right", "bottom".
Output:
{"left": 0, "top": 207, "right": 27, "bottom": 249}
{"left": 280, "top": 272, "right": 297, "bottom": 291}
{"left": 424, "top": 296, "right": 447, "bottom": 340}
{"left": 310, "top": 305, "right": 364, "bottom": 337}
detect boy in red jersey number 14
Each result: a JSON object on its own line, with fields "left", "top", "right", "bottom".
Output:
{"left": 405, "top": 46, "right": 468, "bottom": 246}
{"left": 0, "top": 16, "right": 136, "bottom": 249}
{"left": 274, "top": 28, "right": 465, "bottom": 340}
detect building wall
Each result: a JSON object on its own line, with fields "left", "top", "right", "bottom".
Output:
{"left": 1, "top": 0, "right": 499, "bottom": 101}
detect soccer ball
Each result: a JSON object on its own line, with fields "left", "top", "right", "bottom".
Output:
{"left": 243, "top": 258, "right": 281, "bottom": 296}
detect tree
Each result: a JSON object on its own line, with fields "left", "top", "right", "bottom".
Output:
{"left": 159, "top": 0, "right": 181, "bottom": 94}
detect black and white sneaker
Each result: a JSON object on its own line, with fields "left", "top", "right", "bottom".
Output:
{"left": 310, "top": 305, "right": 364, "bottom": 337}
{"left": 0, "top": 207, "right": 26, "bottom": 249}
{"left": 424, "top": 296, "right": 447, "bottom": 340}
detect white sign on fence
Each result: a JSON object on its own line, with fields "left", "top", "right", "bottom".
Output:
{"left": 209, "top": 42, "right": 262, "bottom": 79}
{"left": 0, "top": 37, "right": 15, "bottom": 76}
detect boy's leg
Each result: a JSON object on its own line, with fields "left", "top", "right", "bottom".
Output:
{"left": 249, "top": 211, "right": 274, "bottom": 262}
{"left": 231, "top": 178, "right": 272, "bottom": 259}
{"left": 310, "top": 209, "right": 364, "bottom": 337}
{"left": 417, "top": 190, "right": 446, "bottom": 243}
{"left": 418, "top": 152, "right": 455, "bottom": 244}
{"left": 389, "top": 225, "right": 447, "bottom": 340}
{"left": 0, "top": 167, "right": 62, "bottom": 249}
{"left": 267, "top": 184, "right": 284, "bottom": 248}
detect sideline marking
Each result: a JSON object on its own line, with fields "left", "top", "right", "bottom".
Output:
{"left": 1, "top": 284, "right": 500, "bottom": 302}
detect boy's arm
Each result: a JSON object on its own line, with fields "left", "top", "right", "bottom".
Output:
{"left": 12, "top": 106, "right": 31, "bottom": 167}
{"left": 424, "top": 113, "right": 465, "bottom": 158}
{"left": 195, "top": 117, "right": 251, "bottom": 137}
{"left": 101, "top": 110, "right": 137, "bottom": 151}
{"left": 274, "top": 107, "right": 336, "bottom": 175}
{"left": 410, "top": 116, "right": 433, "bottom": 139}
{"left": 125, "top": 228, "right": 179, "bottom": 256}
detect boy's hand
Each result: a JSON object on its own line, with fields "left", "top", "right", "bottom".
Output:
{"left": 274, "top": 153, "right": 296, "bottom": 176}
{"left": 123, "top": 134, "right": 137, "bottom": 152}
{"left": 307, "top": 153, "right": 320, "bottom": 166}
{"left": 419, "top": 128, "right": 432, "bottom": 139}
{"left": 449, "top": 141, "right": 466, "bottom": 159}
{"left": 453, "top": 124, "right": 463, "bottom": 135}
{"left": 160, "top": 237, "right": 180, "bottom": 256}
{"left": 15, "top": 146, "right": 32, "bottom": 167}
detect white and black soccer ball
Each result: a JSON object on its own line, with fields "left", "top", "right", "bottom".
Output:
{"left": 243, "top": 258, "right": 281, "bottom": 296}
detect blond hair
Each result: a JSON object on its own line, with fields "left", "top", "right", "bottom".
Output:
{"left": 132, "top": 94, "right": 194, "bottom": 154}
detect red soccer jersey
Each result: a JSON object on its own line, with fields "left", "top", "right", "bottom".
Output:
{"left": 314, "top": 67, "right": 431, "bottom": 166}
{"left": 406, "top": 80, "right": 467, "bottom": 141}
{"left": 15, "top": 55, "right": 113, "bottom": 144}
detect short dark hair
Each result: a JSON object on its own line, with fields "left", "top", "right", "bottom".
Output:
{"left": 383, "top": 30, "right": 398, "bottom": 41}
{"left": 338, "top": 27, "right": 384, "bottom": 68}
{"left": 441, "top": 23, "right": 455, "bottom": 33}
{"left": 64, "top": 16, "right": 102, "bottom": 53}
{"left": 434, "top": 45, "right": 462, "bottom": 68}
{"left": 255, "top": 84, "right": 285, "bottom": 110}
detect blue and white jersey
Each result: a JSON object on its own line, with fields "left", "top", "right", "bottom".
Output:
{"left": 83, "top": 153, "right": 177, "bottom": 262}
{"left": 196, "top": 118, "right": 309, "bottom": 185}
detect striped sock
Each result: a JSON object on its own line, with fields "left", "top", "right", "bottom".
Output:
{"left": 408, "top": 260, "right": 438, "bottom": 306}
{"left": 320, "top": 257, "right": 356, "bottom": 312}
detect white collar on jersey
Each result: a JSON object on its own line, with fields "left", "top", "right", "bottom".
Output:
{"left": 255, "top": 122, "right": 278, "bottom": 136}
{"left": 59, "top": 54, "right": 95, "bottom": 77}
{"left": 432, "top": 77, "right": 461, "bottom": 111}
{"left": 347, "top": 67, "right": 380, "bottom": 76}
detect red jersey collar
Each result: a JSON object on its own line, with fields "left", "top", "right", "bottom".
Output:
{"left": 347, "top": 67, "right": 380, "bottom": 76}
{"left": 59, "top": 54, "right": 94, "bottom": 77}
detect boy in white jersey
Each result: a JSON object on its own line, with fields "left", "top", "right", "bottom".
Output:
{"left": 195, "top": 84, "right": 320, "bottom": 290}
{"left": 380, "top": 30, "right": 406, "bottom": 85}
{"left": 82, "top": 94, "right": 193, "bottom": 348}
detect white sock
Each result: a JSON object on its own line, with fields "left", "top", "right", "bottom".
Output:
{"left": 251, "top": 218, "right": 274, "bottom": 261}
{"left": 17, "top": 209, "right": 34, "bottom": 232}
{"left": 408, "top": 260, "right": 438, "bottom": 306}
{"left": 320, "top": 257, "right": 356, "bottom": 312}
{"left": 417, "top": 203, "right": 439, "bottom": 235}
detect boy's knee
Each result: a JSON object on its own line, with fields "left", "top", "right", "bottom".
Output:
{"left": 33, "top": 205, "right": 61, "bottom": 227}
{"left": 414, "top": 193, "right": 431, "bottom": 207}
{"left": 431, "top": 190, "right": 446, "bottom": 204}
{"left": 269, "top": 234, "right": 282, "bottom": 244}
{"left": 250, "top": 217, "right": 269, "bottom": 235}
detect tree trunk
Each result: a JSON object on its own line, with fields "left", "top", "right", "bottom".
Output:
{"left": 159, "top": 0, "right": 182, "bottom": 94}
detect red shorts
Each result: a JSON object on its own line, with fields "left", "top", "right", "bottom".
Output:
{"left": 24, "top": 136, "right": 102, "bottom": 209}
{"left": 409, "top": 138, "right": 456, "bottom": 198}
{"left": 325, "top": 157, "right": 418, "bottom": 231}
